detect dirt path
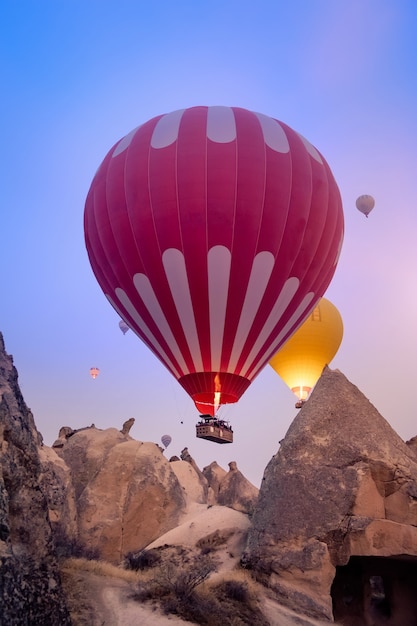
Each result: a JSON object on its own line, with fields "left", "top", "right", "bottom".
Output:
{"left": 61, "top": 568, "right": 193, "bottom": 626}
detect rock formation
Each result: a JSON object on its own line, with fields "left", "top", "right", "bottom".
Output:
{"left": 245, "top": 367, "right": 417, "bottom": 624}
{"left": 54, "top": 428, "right": 187, "bottom": 562}
{"left": 169, "top": 458, "right": 208, "bottom": 506}
{"left": 179, "top": 446, "right": 209, "bottom": 501}
{"left": 0, "top": 333, "right": 70, "bottom": 624}
{"left": 182, "top": 451, "right": 259, "bottom": 514}
{"left": 38, "top": 445, "right": 78, "bottom": 555}
{"left": 5, "top": 322, "right": 417, "bottom": 626}
{"left": 120, "top": 417, "right": 135, "bottom": 435}
{"left": 202, "top": 460, "right": 228, "bottom": 502}
{"left": 216, "top": 461, "right": 259, "bottom": 515}
{"left": 47, "top": 433, "right": 259, "bottom": 564}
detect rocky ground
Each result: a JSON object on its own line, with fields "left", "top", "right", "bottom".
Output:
{"left": 60, "top": 562, "right": 335, "bottom": 626}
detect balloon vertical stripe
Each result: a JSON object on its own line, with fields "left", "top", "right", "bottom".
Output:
{"left": 208, "top": 246, "right": 231, "bottom": 372}
{"left": 249, "top": 291, "right": 317, "bottom": 380}
{"left": 113, "top": 288, "right": 182, "bottom": 378}
{"left": 240, "top": 277, "right": 301, "bottom": 377}
{"left": 227, "top": 251, "right": 275, "bottom": 372}
{"left": 133, "top": 271, "right": 190, "bottom": 373}
{"left": 162, "top": 249, "right": 203, "bottom": 372}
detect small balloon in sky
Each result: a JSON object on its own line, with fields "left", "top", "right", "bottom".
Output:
{"left": 119, "top": 320, "right": 130, "bottom": 335}
{"left": 90, "top": 367, "right": 100, "bottom": 379}
{"left": 161, "top": 434, "right": 172, "bottom": 448}
{"left": 356, "top": 195, "right": 375, "bottom": 218}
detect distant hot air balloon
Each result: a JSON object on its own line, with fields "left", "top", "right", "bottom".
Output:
{"left": 269, "top": 298, "right": 343, "bottom": 405}
{"left": 356, "top": 195, "right": 375, "bottom": 218}
{"left": 84, "top": 106, "right": 344, "bottom": 417}
{"left": 90, "top": 367, "right": 100, "bottom": 379}
{"left": 161, "top": 434, "right": 172, "bottom": 449}
{"left": 119, "top": 320, "right": 130, "bottom": 335}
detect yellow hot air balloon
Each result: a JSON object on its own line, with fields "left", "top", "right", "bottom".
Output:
{"left": 269, "top": 298, "right": 343, "bottom": 406}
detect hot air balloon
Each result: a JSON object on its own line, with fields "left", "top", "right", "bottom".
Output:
{"left": 119, "top": 320, "right": 130, "bottom": 335}
{"left": 161, "top": 434, "right": 172, "bottom": 449}
{"left": 269, "top": 298, "right": 343, "bottom": 406}
{"left": 84, "top": 106, "right": 344, "bottom": 418}
{"left": 90, "top": 367, "right": 100, "bottom": 379}
{"left": 356, "top": 195, "right": 375, "bottom": 218}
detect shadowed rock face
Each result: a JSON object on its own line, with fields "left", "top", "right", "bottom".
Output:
{"left": 245, "top": 367, "right": 417, "bottom": 622}
{"left": 38, "top": 445, "right": 78, "bottom": 556}
{"left": 0, "top": 333, "right": 70, "bottom": 624}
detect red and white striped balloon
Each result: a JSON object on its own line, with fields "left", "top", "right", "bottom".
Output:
{"left": 84, "top": 106, "right": 344, "bottom": 415}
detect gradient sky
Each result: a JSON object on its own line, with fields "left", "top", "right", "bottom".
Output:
{"left": 1, "top": 1, "right": 416, "bottom": 487}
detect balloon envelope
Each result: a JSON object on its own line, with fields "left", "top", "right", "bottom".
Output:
{"left": 90, "top": 367, "right": 100, "bottom": 379}
{"left": 194, "top": 400, "right": 216, "bottom": 417}
{"left": 84, "top": 106, "right": 344, "bottom": 414}
{"left": 269, "top": 298, "right": 343, "bottom": 400}
{"left": 356, "top": 195, "right": 375, "bottom": 218}
{"left": 161, "top": 434, "right": 172, "bottom": 448}
{"left": 119, "top": 320, "right": 130, "bottom": 335}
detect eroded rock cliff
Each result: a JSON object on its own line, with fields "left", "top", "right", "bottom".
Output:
{"left": 0, "top": 333, "right": 70, "bottom": 624}
{"left": 245, "top": 366, "right": 417, "bottom": 623}
{"left": 53, "top": 427, "right": 188, "bottom": 563}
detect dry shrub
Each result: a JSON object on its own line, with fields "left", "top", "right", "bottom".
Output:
{"left": 124, "top": 548, "right": 161, "bottom": 571}
{"left": 196, "top": 528, "right": 235, "bottom": 554}
{"left": 132, "top": 553, "right": 218, "bottom": 601}
{"left": 131, "top": 554, "right": 269, "bottom": 625}
{"left": 169, "top": 579, "right": 269, "bottom": 625}
{"left": 62, "top": 557, "right": 142, "bottom": 583}
{"left": 163, "top": 555, "right": 217, "bottom": 599}
{"left": 207, "top": 571, "right": 270, "bottom": 626}
{"left": 53, "top": 524, "right": 100, "bottom": 561}
{"left": 60, "top": 566, "right": 96, "bottom": 626}
{"left": 208, "top": 566, "right": 262, "bottom": 594}
{"left": 219, "top": 579, "right": 250, "bottom": 602}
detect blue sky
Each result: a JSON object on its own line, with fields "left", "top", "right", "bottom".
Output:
{"left": 1, "top": 1, "right": 417, "bottom": 486}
